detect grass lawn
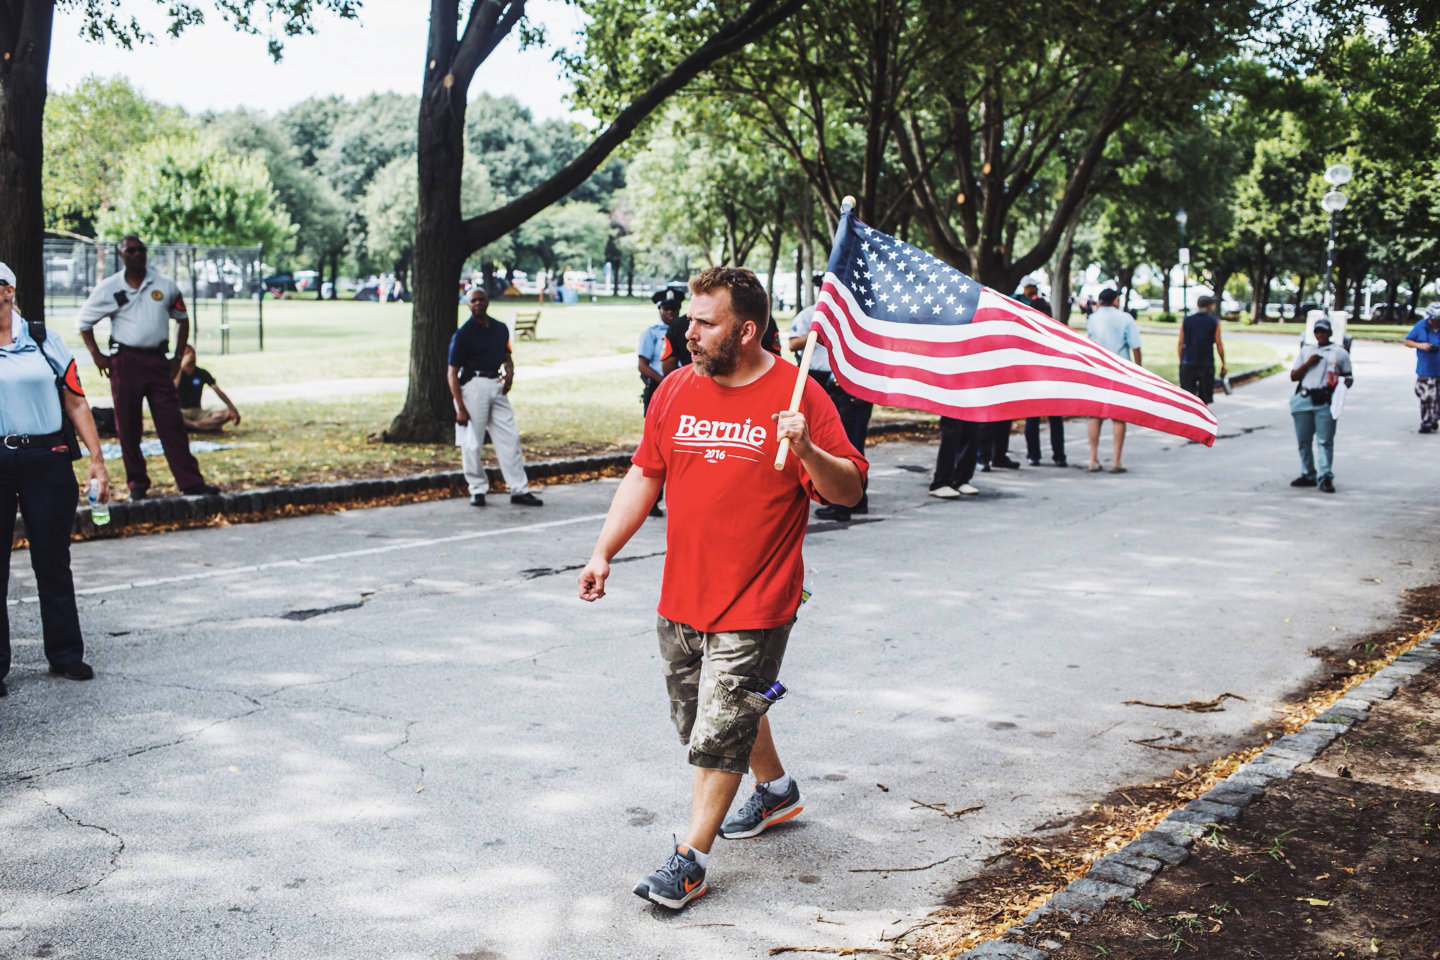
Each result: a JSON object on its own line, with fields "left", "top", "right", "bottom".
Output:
{"left": 67, "top": 306, "right": 1290, "bottom": 497}
{"left": 65, "top": 297, "right": 666, "bottom": 387}
{"left": 1218, "top": 320, "right": 1415, "bottom": 342}
{"left": 1138, "top": 331, "right": 1291, "bottom": 385}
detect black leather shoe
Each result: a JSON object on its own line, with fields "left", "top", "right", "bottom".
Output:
{"left": 470, "top": 494, "right": 486, "bottom": 507}
{"left": 648, "top": 504, "right": 664, "bottom": 518}
{"left": 1027, "top": 457, "right": 1041, "bottom": 466}
{"left": 1290, "top": 476, "right": 1318, "bottom": 488}
{"left": 814, "top": 504, "right": 852, "bottom": 521}
{"left": 1053, "top": 458, "right": 1069, "bottom": 467}
{"left": 1318, "top": 477, "right": 1336, "bottom": 493}
{"left": 993, "top": 457, "right": 1022, "bottom": 469}
{"left": 128, "top": 486, "right": 149, "bottom": 501}
{"left": 511, "top": 492, "right": 544, "bottom": 507}
{"left": 181, "top": 483, "right": 221, "bottom": 496}
{"left": 48, "top": 662, "right": 95, "bottom": 681}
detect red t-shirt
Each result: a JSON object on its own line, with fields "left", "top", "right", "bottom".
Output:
{"left": 633, "top": 358, "right": 869, "bottom": 632}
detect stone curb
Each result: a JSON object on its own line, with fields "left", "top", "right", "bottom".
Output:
{"left": 954, "top": 628, "right": 1440, "bottom": 959}
{"left": 9, "top": 420, "right": 942, "bottom": 545}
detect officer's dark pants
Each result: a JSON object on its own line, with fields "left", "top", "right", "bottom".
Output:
{"left": 829, "top": 384, "right": 872, "bottom": 508}
{"left": 1024, "top": 416, "right": 1066, "bottom": 462}
{"left": 110, "top": 348, "right": 204, "bottom": 493}
{"left": 979, "top": 420, "right": 1013, "bottom": 465}
{"left": 932, "top": 417, "right": 979, "bottom": 489}
{"left": 1, "top": 447, "right": 85, "bottom": 680}
{"left": 1179, "top": 363, "right": 1215, "bottom": 405}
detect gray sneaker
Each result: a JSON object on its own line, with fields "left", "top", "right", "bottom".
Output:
{"left": 719, "top": 779, "right": 803, "bottom": 839}
{"left": 633, "top": 837, "right": 707, "bottom": 909}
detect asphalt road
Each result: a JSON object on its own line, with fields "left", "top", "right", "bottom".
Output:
{"left": 4, "top": 340, "right": 1438, "bottom": 960}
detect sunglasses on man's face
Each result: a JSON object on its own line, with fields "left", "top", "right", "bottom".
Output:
{"left": 122, "top": 247, "right": 146, "bottom": 255}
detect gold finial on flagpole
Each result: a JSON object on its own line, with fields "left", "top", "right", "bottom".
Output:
{"left": 841, "top": 195, "right": 856, "bottom": 214}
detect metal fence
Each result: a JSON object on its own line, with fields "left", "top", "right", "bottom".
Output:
{"left": 42, "top": 239, "right": 266, "bottom": 355}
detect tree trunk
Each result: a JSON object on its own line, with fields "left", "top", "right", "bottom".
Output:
{"left": 626, "top": 253, "right": 634, "bottom": 297}
{"left": 1117, "top": 267, "right": 1134, "bottom": 312}
{"left": 1212, "top": 269, "right": 1232, "bottom": 314}
{"left": 1249, "top": 240, "right": 1266, "bottom": 324}
{"left": 799, "top": 197, "right": 815, "bottom": 307}
{"left": 1052, "top": 212, "right": 1079, "bottom": 327}
{"left": 387, "top": 60, "right": 467, "bottom": 444}
{"left": 764, "top": 216, "right": 782, "bottom": 310}
{"left": 0, "top": 0, "right": 55, "bottom": 324}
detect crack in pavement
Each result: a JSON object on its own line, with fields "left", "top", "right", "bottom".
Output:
{"left": 381, "top": 719, "right": 425, "bottom": 791}
{"left": 32, "top": 786, "right": 127, "bottom": 895}
{"left": 1, "top": 703, "right": 268, "bottom": 785}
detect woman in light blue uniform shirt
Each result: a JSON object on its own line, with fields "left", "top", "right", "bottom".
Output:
{"left": 0, "top": 262, "right": 109, "bottom": 698}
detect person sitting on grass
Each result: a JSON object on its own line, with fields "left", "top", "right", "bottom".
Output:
{"left": 174, "top": 346, "right": 242, "bottom": 433}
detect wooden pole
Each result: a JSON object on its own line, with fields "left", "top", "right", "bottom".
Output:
{"left": 774, "top": 194, "right": 855, "bottom": 471}
{"left": 773, "top": 330, "right": 819, "bottom": 469}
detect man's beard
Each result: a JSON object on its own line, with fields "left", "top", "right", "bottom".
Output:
{"left": 690, "top": 322, "right": 743, "bottom": 378}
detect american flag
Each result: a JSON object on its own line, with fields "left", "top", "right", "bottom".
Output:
{"left": 811, "top": 210, "right": 1219, "bottom": 445}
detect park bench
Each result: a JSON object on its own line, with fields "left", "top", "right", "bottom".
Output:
{"left": 513, "top": 310, "right": 540, "bottom": 340}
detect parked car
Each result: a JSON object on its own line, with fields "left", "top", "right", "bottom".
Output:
{"left": 1365, "top": 302, "right": 1412, "bottom": 323}
{"left": 354, "top": 282, "right": 412, "bottom": 302}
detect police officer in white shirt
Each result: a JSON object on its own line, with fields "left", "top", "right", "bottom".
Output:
{"left": 1288, "top": 317, "right": 1353, "bottom": 493}
{"left": 74, "top": 236, "right": 219, "bottom": 499}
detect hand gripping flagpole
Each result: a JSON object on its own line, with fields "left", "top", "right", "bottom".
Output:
{"left": 775, "top": 194, "right": 856, "bottom": 470}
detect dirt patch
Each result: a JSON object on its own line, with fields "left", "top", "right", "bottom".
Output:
{"left": 896, "top": 586, "right": 1440, "bottom": 959}
{"left": 1034, "top": 665, "right": 1440, "bottom": 960}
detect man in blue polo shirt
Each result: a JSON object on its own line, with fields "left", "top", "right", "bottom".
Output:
{"left": 1403, "top": 305, "right": 1440, "bottom": 433}
{"left": 448, "top": 287, "right": 542, "bottom": 508}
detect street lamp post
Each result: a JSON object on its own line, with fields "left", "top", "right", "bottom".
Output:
{"left": 1320, "top": 164, "right": 1351, "bottom": 313}
{"left": 1175, "top": 207, "right": 1189, "bottom": 316}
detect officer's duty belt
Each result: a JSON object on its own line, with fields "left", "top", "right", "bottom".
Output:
{"left": 109, "top": 341, "right": 169, "bottom": 355}
{"left": 2, "top": 431, "right": 67, "bottom": 450}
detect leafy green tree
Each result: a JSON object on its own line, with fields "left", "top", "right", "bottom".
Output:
{"left": 390, "top": 0, "right": 804, "bottom": 442}
{"left": 1, "top": 0, "right": 357, "bottom": 324}
{"left": 513, "top": 202, "right": 611, "bottom": 277}
{"left": 97, "top": 134, "right": 296, "bottom": 253}
{"left": 43, "top": 74, "right": 191, "bottom": 235}
{"left": 202, "top": 108, "right": 346, "bottom": 280}
{"left": 362, "top": 153, "right": 509, "bottom": 287}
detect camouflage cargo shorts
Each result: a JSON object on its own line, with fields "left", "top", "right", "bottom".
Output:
{"left": 657, "top": 615, "right": 793, "bottom": 773}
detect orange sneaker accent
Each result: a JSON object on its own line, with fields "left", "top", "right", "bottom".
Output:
{"left": 767, "top": 806, "right": 803, "bottom": 828}
{"left": 682, "top": 875, "right": 700, "bottom": 893}
{"left": 677, "top": 844, "right": 691, "bottom": 855}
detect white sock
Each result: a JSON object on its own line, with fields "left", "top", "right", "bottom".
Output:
{"left": 762, "top": 773, "right": 793, "bottom": 795}
{"left": 679, "top": 843, "right": 709, "bottom": 868}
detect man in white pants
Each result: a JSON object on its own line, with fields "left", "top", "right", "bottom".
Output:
{"left": 448, "top": 287, "right": 543, "bottom": 508}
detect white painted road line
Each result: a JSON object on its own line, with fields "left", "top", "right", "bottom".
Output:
{"left": 7, "top": 512, "right": 610, "bottom": 606}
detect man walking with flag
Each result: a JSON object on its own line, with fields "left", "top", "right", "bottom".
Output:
{"left": 578, "top": 266, "right": 866, "bottom": 910}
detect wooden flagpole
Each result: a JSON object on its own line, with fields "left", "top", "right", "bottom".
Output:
{"left": 774, "top": 194, "right": 855, "bottom": 470}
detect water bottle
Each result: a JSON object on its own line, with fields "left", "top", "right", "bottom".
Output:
{"left": 88, "top": 478, "right": 110, "bottom": 527}
{"left": 761, "top": 680, "right": 787, "bottom": 702}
